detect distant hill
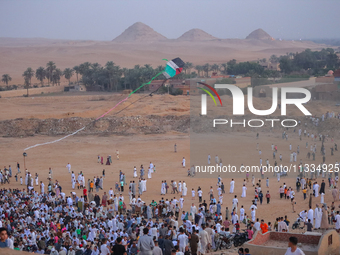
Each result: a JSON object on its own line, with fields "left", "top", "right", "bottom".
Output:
{"left": 113, "top": 22, "right": 167, "bottom": 42}
{"left": 177, "top": 29, "right": 217, "bottom": 41}
{"left": 246, "top": 28, "right": 273, "bottom": 40}
{"left": 309, "top": 39, "right": 340, "bottom": 46}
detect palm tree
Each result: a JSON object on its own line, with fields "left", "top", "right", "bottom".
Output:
{"left": 35, "top": 67, "right": 46, "bottom": 86}
{"left": 221, "top": 63, "right": 228, "bottom": 74}
{"left": 23, "top": 68, "right": 34, "bottom": 96}
{"left": 185, "top": 62, "right": 193, "bottom": 74}
{"left": 46, "top": 61, "right": 56, "bottom": 85}
{"left": 52, "top": 68, "right": 62, "bottom": 86}
{"left": 1, "top": 74, "right": 12, "bottom": 85}
{"left": 105, "top": 61, "right": 115, "bottom": 91}
{"left": 202, "top": 63, "right": 210, "bottom": 77}
{"left": 210, "top": 64, "right": 220, "bottom": 74}
{"left": 195, "top": 65, "right": 203, "bottom": 77}
{"left": 73, "top": 66, "right": 80, "bottom": 84}
{"left": 79, "top": 62, "right": 91, "bottom": 75}
{"left": 63, "top": 68, "right": 74, "bottom": 85}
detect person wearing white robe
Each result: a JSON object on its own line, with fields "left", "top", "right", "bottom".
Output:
{"left": 142, "top": 179, "right": 147, "bottom": 192}
{"left": 114, "top": 196, "right": 119, "bottom": 211}
{"left": 314, "top": 205, "right": 322, "bottom": 229}
{"left": 161, "top": 181, "right": 166, "bottom": 195}
{"left": 182, "top": 182, "right": 187, "bottom": 196}
{"left": 251, "top": 208, "right": 256, "bottom": 222}
{"left": 66, "top": 163, "right": 71, "bottom": 173}
{"left": 179, "top": 196, "right": 184, "bottom": 209}
{"left": 178, "top": 181, "right": 182, "bottom": 193}
{"left": 314, "top": 183, "right": 319, "bottom": 197}
{"left": 72, "top": 179, "right": 76, "bottom": 189}
{"left": 190, "top": 204, "right": 197, "bottom": 221}
{"left": 148, "top": 168, "right": 152, "bottom": 179}
{"left": 182, "top": 157, "right": 186, "bottom": 167}
{"left": 320, "top": 193, "right": 325, "bottom": 204}
{"left": 299, "top": 210, "right": 307, "bottom": 222}
{"left": 133, "top": 167, "right": 137, "bottom": 178}
{"left": 40, "top": 182, "right": 45, "bottom": 194}
{"left": 277, "top": 172, "right": 280, "bottom": 182}
{"left": 307, "top": 208, "right": 314, "bottom": 225}
{"left": 240, "top": 207, "right": 245, "bottom": 222}
{"left": 35, "top": 175, "right": 39, "bottom": 186}
{"left": 241, "top": 185, "right": 247, "bottom": 198}
{"left": 230, "top": 179, "right": 235, "bottom": 193}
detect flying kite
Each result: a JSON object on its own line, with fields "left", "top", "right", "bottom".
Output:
{"left": 24, "top": 58, "right": 185, "bottom": 151}
{"left": 163, "top": 57, "right": 185, "bottom": 79}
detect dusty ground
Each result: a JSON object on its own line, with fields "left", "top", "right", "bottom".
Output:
{"left": 0, "top": 93, "right": 339, "bottom": 255}
{"left": 0, "top": 94, "right": 339, "bottom": 232}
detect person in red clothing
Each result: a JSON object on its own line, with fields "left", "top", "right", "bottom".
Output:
{"left": 260, "top": 219, "right": 268, "bottom": 233}
{"left": 235, "top": 220, "right": 240, "bottom": 233}
{"left": 83, "top": 188, "right": 88, "bottom": 202}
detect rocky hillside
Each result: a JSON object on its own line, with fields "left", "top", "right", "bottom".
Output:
{"left": 0, "top": 116, "right": 190, "bottom": 137}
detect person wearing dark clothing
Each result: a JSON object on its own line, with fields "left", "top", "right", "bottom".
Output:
{"left": 319, "top": 180, "right": 325, "bottom": 195}
{"left": 163, "top": 236, "right": 174, "bottom": 255}
{"left": 94, "top": 194, "right": 100, "bottom": 207}
{"left": 112, "top": 237, "right": 126, "bottom": 255}
{"left": 189, "top": 229, "right": 199, "bottom": 255}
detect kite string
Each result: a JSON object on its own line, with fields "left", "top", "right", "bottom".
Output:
{"left": 24, "top": 71, "right": 165, "bottom": 151}
{"left": 96, "top": 71, "right": 163, "bottom": 121}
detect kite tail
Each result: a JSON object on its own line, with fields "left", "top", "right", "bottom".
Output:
{"left": 24, "top": 127, "right": 86, "bottom": 151}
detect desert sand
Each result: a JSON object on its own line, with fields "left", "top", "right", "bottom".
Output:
{"left": 0, "top": 94, "right": 339, "bottom": 240}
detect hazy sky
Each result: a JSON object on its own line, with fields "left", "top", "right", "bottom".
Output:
{"left": 0, "top": 0, "right": 339, "bottom": 41}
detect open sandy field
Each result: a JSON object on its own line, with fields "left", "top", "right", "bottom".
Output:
{"left": 0, "top": 93, "right": 339, "bottom": 240}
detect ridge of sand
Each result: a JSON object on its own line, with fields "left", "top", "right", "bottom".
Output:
{"left": 112, "top": 22, "right": 167, "bottom": 42}
{"left": 177, "top": 28, "right": 217, "bottom": 41}
{"left": 246, "top": 28, "right": 273, "bottom": 40}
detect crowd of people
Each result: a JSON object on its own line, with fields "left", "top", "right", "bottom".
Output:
{"left": 0, "top": 114, "right": 339, "bottom": 255}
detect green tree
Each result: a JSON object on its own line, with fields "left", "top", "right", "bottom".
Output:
{"left": 210, "top": 64, "right": 220, "bottom": 74}
{"left": 46, "top": 61, "right": 56, "bottom": 85}
{"left": 202, "top": 63, "right": 210, "bottom": 77}
{"left": 1, "top": 74, "right": 12, "bottom": 85}
{"left": 195, "top": 65, "right": 203, "bottom": 77}
{"left": 63, "top": 68, "right": 74, "bottom": 84}
{"left": 23, "top": 67, "right": 35, "bottom": 96}
{"left": 52, "top": 68, "right": 62, "bottom": 86}
{"left": 35, "top": 67, "right": 46, "bottom": 86}
{"left": 279, "top": 56, "right": 295, "bottom": 74}
{"left": 220, "top": 63, "right": 228, "bottom": 74}
{"left": 73, "top": 66, "right": 80, "bottom": 84}
{"left": 269, "top": 55, "right": 279, "bottom": 63}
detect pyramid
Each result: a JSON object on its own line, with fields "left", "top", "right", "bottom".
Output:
{"left": 177, "top": 29, "right": 217, "bottom": 41}
{"left": 246, "top": 28, "right": 273, "bottom": 40}
{"left": 113, "top": 22, "right": 167, "bottom": 42}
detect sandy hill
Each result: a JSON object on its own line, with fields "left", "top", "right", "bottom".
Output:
{"left": 112, "top": 22, "right": 167, "bottom": 42}
{"left": 177, "top": 29, "right": 217, "bottom": 41}
{"left": 246, "top": 28, "right": 273, "bottom": 40}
